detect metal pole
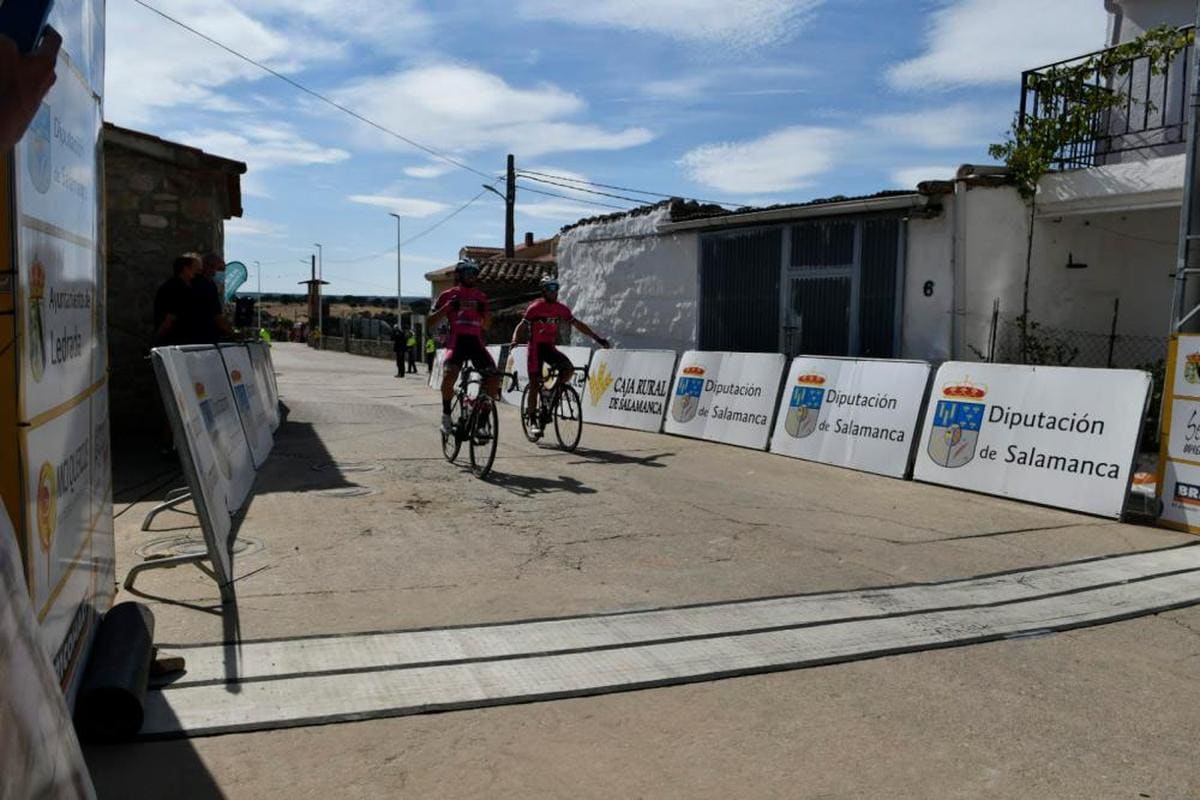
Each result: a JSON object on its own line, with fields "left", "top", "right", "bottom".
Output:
{"left": 254, "top": 260, "right": 261, "bottom": 332}
{"left": 505, "top": 154, "right": 515, "bottom": 258}
{"left": 389, "top": 213, "right": 402, "bottom": 332}
{"left": 314, "top": 243, "right": 323, "bottom": 336}
{"left": 1171, "top": 4, "right": 1200, "bottom": 334}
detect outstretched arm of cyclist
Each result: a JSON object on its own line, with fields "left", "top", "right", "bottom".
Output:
{"left": 571, "top": 319, "right": 610, "bottom": 348}
{"left": 428, "top": 300, "right": 450, "bottom": 326}
{"left": 510, "top": 319, "right": 529, "bottom": 346}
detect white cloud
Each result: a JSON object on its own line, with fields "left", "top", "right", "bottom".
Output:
{"left": 242, "top": 0, "right": 431, "bottom": 54}
{"left": 518, "top": 200, "right": 609, "bottom": 221}
{"left": 888, "top": 0, "right": 1108, "bottom": 90}
{"left": 890, "top": 166, "right": 957, "bottom": 189}
{"left": 347, "top": 195, "right": 452, "bottom": 218}
{"left": 225, "top": 217, "right": 286, "bottom": 237}
{"left": 868, "top": 103, "right": 1003, "bottom": 149}
{"left": 336, "top": 65, "right": 654, "bottom": 157}
{"left": 517, "top": 0, "right": 822, "bottom": 48}
{"left": 106, "top": 0, "right": 431, "bottom": 126}
{"left": 404, "top": 163, "right": 456, "bottom": 179}
{"left": 106, "top": 1, "right": 298, "bottom": 126}
{"left": 168, "top": 125, "right": 350, "bottom": 170}
{"left": 678, "top": 126, "right": 840, "bottom": 194}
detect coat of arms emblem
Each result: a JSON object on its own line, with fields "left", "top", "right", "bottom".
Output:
{"left": 27, "top": 103, "right": 51, "bottom": 194}
{"left": 671, "top": 365, "right": 705, "bottom": 424}
{"left": 926, "top": 379, "right": 987, "bottom": 468}
{"left": 1186, "top": 352, "right": 1200, "bottom": 384}
{"left": 784, "top": 373, "right": 825, "bottom": 439}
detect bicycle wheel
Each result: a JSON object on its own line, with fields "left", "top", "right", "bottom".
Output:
{"left": 468, "top": 396, "right": 499, "bottom": 478}
{"left": 519, "top": 385, "right": 539, "bottom": 443}
{"left": 553, "top": 384, "right": 583, "bottom": 452}
{"left": 441, "top": 394, "right": 462, "bottom": 462}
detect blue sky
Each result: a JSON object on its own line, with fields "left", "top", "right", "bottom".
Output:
{"left": 106, "top": 0, "right": 1107, "bottom": 297}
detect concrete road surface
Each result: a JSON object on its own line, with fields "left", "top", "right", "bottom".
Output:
{"left": 85, "top": 343, "right": 1200, "bottom": 799}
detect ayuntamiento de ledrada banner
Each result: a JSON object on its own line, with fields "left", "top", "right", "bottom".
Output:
{"left": 913, "top": 362, "right": 1150, "bottom": 518}
{"left": 664, "top": 351, "right": 786, "bottom": 450}
{"left": 9, "top": 0, "right": 111, "bottom": 704}
{"left": 583, "top": 349, "right": 677, "bottom": 432}
{"left": 770, "top": 357, "right": 931, "bottom": 478}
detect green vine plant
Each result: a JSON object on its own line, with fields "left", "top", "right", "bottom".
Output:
{"left": 987, "top": 25, "right": 1193, "bottom": 363}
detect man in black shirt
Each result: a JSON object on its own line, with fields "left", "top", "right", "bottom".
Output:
{"left": 153, "top": 254, "right": 202, "bottom": 345}
{"left": 194, "top": 253, "right": 235, "bottom": 343}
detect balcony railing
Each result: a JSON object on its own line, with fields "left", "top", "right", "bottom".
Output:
{"left": 1018, "top": 28, "right": 1194, "bottom": 170}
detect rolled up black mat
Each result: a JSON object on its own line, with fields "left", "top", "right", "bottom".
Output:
{"left": 75, "top": 601, "right": 155, "bottom": 741}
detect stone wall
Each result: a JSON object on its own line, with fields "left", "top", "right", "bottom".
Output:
{"left": 104, "top": 132, "right": 243, "bottom": 434}
{"left": 315, "top": 335, "right": 398, "bottom": 360}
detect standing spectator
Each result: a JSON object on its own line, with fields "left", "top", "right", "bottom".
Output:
{"left": 153, "top": 254, "right": 203, "bottom": 346}
{"left": 406, "top": 329, "right": 418, "bottom": 373}
{"left": 193, "top": 253, "right": 235, "bottom": 343}
{"left": 392, "top": 326, "right": 407, "bottom": 377}
{"left": 425, "top": 335, "right": 436, "bottom": 373}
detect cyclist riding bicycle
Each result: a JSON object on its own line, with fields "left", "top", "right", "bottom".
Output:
{"left": 429, "top": 258, "right": 500, "bottom": 434}
{"left": 510, "top": 275, "right": 609, "bottom": 436}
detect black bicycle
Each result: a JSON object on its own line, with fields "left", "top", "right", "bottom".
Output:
{"left": 520, "top": 364, "right": 587, "bottom": 451}
{"left": 441, "top": 366, "right": 516, "bottom": 478}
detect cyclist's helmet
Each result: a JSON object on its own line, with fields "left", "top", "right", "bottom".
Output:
{"left": 454, "top": 257, "right": 481, "bottom": 280}
{"left": 540, "top": 275, "right": 560, "bottom": 294}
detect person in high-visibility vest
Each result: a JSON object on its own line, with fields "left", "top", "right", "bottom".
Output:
{"left": 424, "top": 336, "right": 436, "bottom": 373}
{"left": 259, "top": 327, "right": 271, "bottom": 345}
{"left": 406, "top": 331, "right": 417, "bottom": 372}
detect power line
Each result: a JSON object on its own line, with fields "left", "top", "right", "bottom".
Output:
{"left": 130, "top": 0, "right": 493, "bottom": 181}
{"left": 516, "top": 173, "right": 651, "bottom": 205}
{"left": 401, "top": 186, "right": 497, "bottom": 247}
{"left": 515, "top": 182, "right": 630, "bottom": 211}
{"left": 516, "top": 167, "right": 746, "bottom": 208}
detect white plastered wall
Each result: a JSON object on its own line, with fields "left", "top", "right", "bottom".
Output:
{"left": 557, "top": 206, "right": 700, "bottom": 352}
{"left": 902, "top": 209, "right": 955, "bottom": 362}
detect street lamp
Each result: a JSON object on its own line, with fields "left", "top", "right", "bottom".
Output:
{"left": 254, "top": 260, "right": 261, "bottom": 332}
{"left": 389, "top": 213, "right": 402, "bottom": 332}
{"left": 313, "top": 243, "right": 323, "bottom": 336}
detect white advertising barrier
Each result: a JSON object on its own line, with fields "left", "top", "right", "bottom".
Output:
{"left": 769, "top": 357, "right": 931, "bottom": 478}
{"left": 500, "top": 346, "right": 525, "bottom": 405}
{"left": 170, "top": 347, "right": 256, "bottom": 513}
{"left": 247, "top": 342, "right": 280, "bottom": 431}
{"left": 0, "top": 502, "right": 96, "bottom": 799}
{"left": 663, "top": 351, "right": 787, "bottom": 450}
{"left": 428, "top": 348, "right": 447, "bottom": 390}
{"left": 583, "top": 349, "right": 677, "bottom": 432}
{"left": 913, "top": 363, "right": 1150, "bottom": 518}
{"left": 558, "top": 345, "right": 594, "bottom": 393}
{"left": 151, "top": 350, "right": 235, "bottom": 587}
{"left": 220, "top": 345, "right": 274, "bottom": 468}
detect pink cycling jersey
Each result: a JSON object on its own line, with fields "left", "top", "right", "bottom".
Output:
{"left": 523, "top": 298, "right": 573, "bottom": 344}
{"left": 434, "top": 285, "right": 489, "bottom": 345}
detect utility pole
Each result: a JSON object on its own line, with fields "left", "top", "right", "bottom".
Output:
{"left": 314, "top": 243, "right": 324, "bottom": 336}
{"left": 389, "top": 212, "right": 402, "bottom": 331}
{"left": 505, "top": 153, "right": 515, "bottom": 258}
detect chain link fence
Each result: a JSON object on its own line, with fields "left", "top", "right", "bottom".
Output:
{"left": 970, "top": 303, "right": 1167, "bottom": 451}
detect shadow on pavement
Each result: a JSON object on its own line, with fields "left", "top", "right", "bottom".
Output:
{"left": 566, "top": 447, "right": 675, "bottom": 469}
{"left": 487, "top": 471, "right": 598, "bottom": 497}
{"left": 84, "top": 738, "right": 226, "bottom": 800}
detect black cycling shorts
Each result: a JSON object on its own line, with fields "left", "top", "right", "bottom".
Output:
{"left": 444, "top": 335, "right": 496, "bottom": 372}
{"left": 527, "top": 342, "right": 573, "bottom": 379}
